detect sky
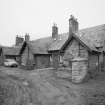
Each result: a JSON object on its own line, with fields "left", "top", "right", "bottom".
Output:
{"left": 0, "top": 0, "right": 105, "bottom": 46}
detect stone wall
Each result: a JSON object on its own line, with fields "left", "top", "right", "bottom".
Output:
{"left": 64, "top": 39, "right": 88, "bottom": 59}
{"left": 21, "top": 45, "right": 34, "bottom": 66}
{"left": 63, "top": 38, "right": 88, "bottom": 69}
{"left": 64, "top": 39, "right": 79, "bottom": 59}
{"left": 71, "top": 57, "right": 88, "bottom": 83}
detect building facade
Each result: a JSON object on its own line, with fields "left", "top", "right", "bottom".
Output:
{"left": 19, "top": 15, "right": 105, "bottom": 71}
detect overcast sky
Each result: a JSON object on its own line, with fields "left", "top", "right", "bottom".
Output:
{"left": 0, "top": 0, "right": 105, "bottom": 46}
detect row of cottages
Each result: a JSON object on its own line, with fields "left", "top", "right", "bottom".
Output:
{"left": 19, "top": 15, "right": 105, "bottom": 72}
{"left": 2, "top": 34, "right": 29, "bottom": 61}
{"left": 0, "top": 33, "right": 30, "bottom": 66}
{"left": 3, "top": 46, "right": 20, "bottom": 60}
{"left": 0, "top": 46, "right": 22, "bottom": 64}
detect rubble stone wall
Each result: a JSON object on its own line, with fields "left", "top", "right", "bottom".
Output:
{"left": 72, "top": 58, "right": 88, "bottom": 83}
{"left": 21, "top": 45, "right": 34, "bottom": 66}
{"left": 64, "top": 38, "right": 88, "bottom": 60}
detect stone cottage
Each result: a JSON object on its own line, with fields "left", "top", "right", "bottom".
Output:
{"left": 19, "top": 38, "right": 52, "bottom": 69}
{"left": 19, "top": 15, "right": 105, "bottom": 70}
{"left": 2, "top": 33, "right": 30, "bottom": 64}
{"left": 3, "top": 46, "right": 21, "bottom": 63}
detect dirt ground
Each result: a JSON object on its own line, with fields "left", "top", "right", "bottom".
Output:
{"left": 1, "top": 66, "right": 105, "bottom": 105}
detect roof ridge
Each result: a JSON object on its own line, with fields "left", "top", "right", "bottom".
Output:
{"left": 30, "top": 24, "right": 105, "bottom": 42}
{"left": 79, "top": 24, "right": 105, "bottom": 31}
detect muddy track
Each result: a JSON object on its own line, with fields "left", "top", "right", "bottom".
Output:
{"left": 1, "top": 69, "right": 105, "bottom": 105}
{"left": 0, "top": 71, "right": 40, "bottom": 105}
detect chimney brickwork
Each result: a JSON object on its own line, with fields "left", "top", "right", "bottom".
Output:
{"left": 52, "top": 23, "right": 58, "bottom": 40}
{"left": 16, "top": 35, "right": 24, "bottom": 46}
{"left": 25, "top": 33, "right": 30, "bottom": 42}
{"left": 69, "top": 15, "right": 78, "bottom": 37}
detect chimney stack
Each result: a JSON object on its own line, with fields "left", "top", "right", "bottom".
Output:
{"left": 25, "top": 33, "right": 30, "bottom": 42}
{"left": 16, "top": 35, "right": 24, "bottom": 46}
{"left": 52, "top": 23, "right": 58, "bottom": 40}
{"left": 69, "top": 15, "right": 78, "bottom": 37}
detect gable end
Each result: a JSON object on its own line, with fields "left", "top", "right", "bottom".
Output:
{"left": 61, "top": 34, "right": 92, "bottom": 52}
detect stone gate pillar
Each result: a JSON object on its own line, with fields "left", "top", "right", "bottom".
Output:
{"left": 71, "top": 57, "right": 88, "bottom": 83}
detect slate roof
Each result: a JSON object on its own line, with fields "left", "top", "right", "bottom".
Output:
{"left": 79, "top": 24, "right": 105, "bottom": 47}
{"left": 3, "top": 46, "right": 22, "bottom": 56}
{"left": 48, "top": 33, "right": 68, "bottom": 51}
{"left": 49, "top": 24, "right": 105, "bottom": 52}
{"left": 28, "top": 37, "right": 53, "bottom": 54}
{"left": 21, "top": 24, "right": 105, "bottom": 54}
